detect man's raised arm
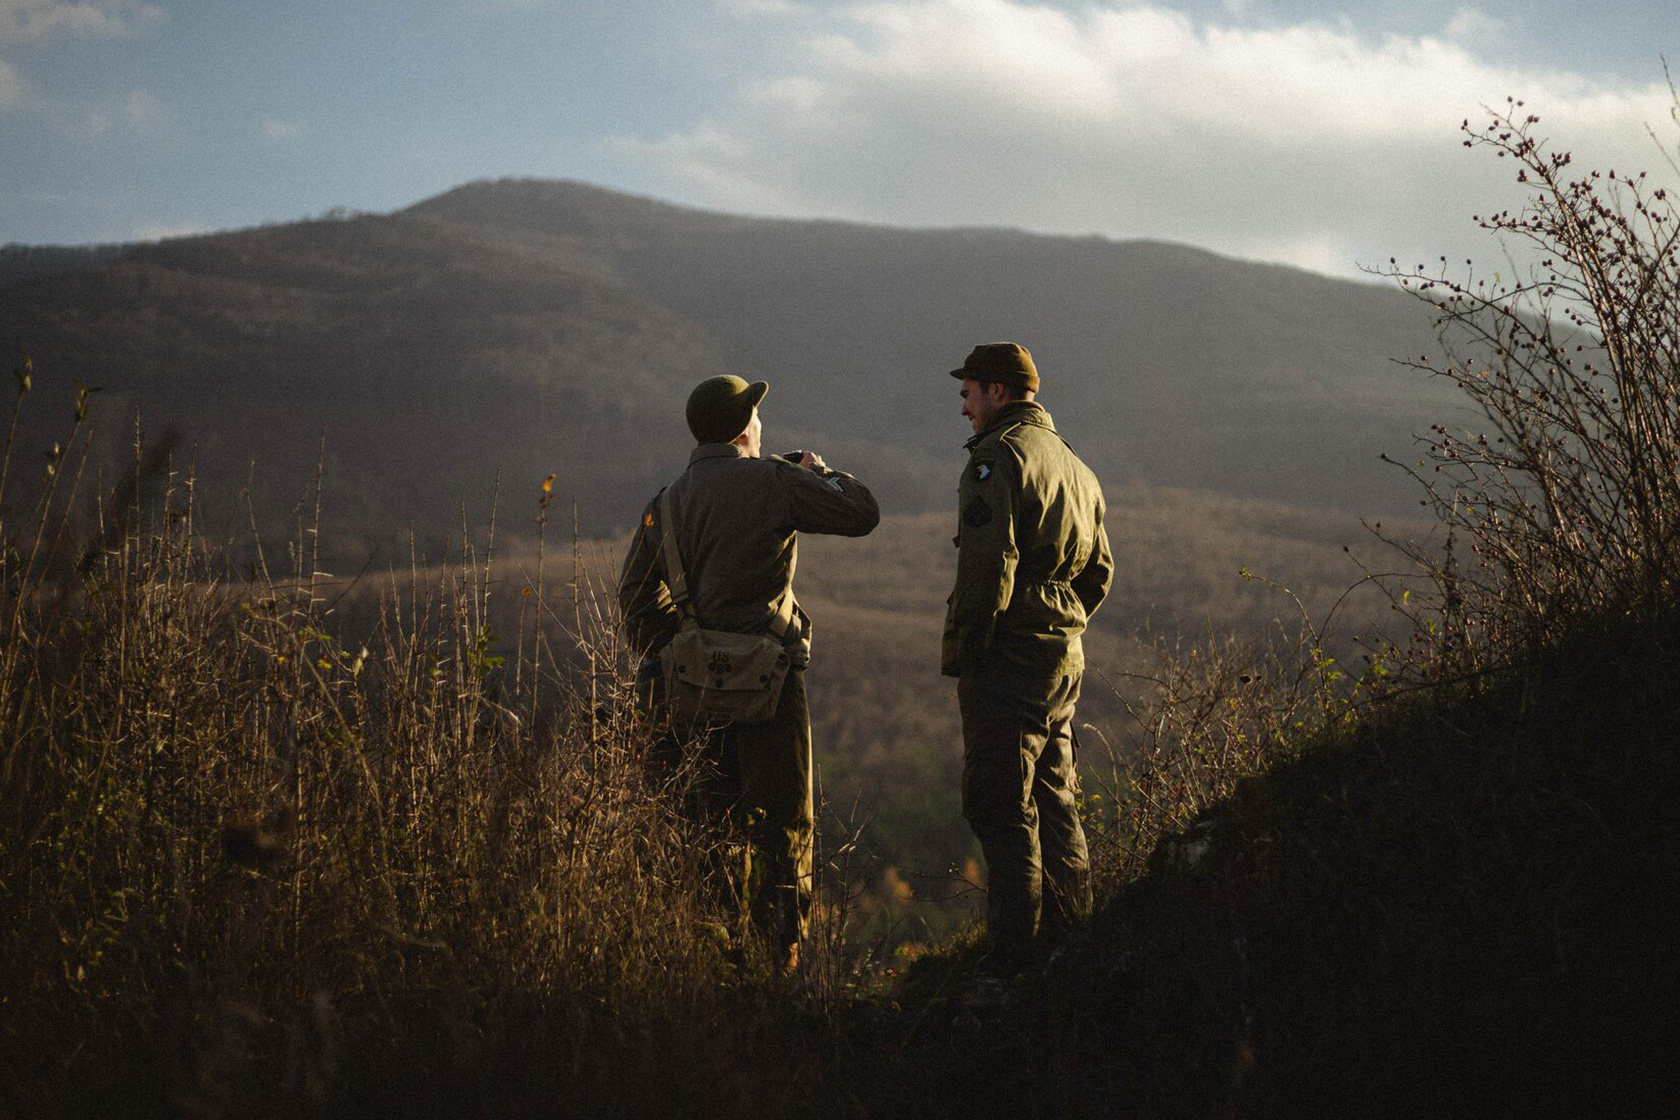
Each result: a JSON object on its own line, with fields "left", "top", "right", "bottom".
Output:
{"left": 777, "top": 453, "right": 880, "bottom": 537}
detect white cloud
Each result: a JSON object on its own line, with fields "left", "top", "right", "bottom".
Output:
{"left": 626, "top": 0, "right": 1679, "bottom": 278}
{"left": 261, "top": 116, "right": 305, "bottom": 141}
{"left": 0, "top": 0, "right": 164, "bottom": 41}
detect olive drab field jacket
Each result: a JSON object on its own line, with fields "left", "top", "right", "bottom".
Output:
{"left": 943, "top": 400, "right": 1113, "bottom": 679}
{"left": 618, "top": 443, "right": 880, "bottom": 672}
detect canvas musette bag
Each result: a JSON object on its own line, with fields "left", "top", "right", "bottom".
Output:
{"left": 656, "top": 487, "right": 793, "bottom": 725}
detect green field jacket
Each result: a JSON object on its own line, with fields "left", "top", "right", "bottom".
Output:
{"left": 942, "top": 401, "right": 1113, "bottom": 679}
{"left": 618, "top": 443, "right": 880, "bottom": 671}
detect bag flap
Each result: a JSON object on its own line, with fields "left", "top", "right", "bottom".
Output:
{"left": 664, "top": 629, "right": 790, "bottom": 691}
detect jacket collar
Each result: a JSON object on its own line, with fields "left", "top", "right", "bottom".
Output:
{"left": 965, "top": 400, "right": 1054, "bottom": 449}
{"left": 690, "top": 442, "right": 750, "bottom": 464}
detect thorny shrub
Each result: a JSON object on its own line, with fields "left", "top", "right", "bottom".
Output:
{"left": 1083, "top": 82, "right": 1680, "bottom": 902}
{"left": 1377, "top": 86, "right": 1680, "bottom": 668}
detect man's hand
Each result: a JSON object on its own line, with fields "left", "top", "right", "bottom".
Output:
{"left": 799, "top": 451, "right": 827, "bottom": 471}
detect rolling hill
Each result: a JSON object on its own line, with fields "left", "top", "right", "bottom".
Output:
{"left": 2, "top": 178, "right": 1461, "bottom": 566}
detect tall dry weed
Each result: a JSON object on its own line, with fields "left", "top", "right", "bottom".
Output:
{"left": 1081, "top": 576, "right": 1378, "bottom": 901}
{"left": 0, "top": 377, "right": 849, "bottom": 1116}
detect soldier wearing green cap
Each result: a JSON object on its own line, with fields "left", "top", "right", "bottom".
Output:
{"left": 944, "top": 341, "right": 1114, "bottom": 973}
{"left": 618, "top": 373, "right": 879, "bottom": 971}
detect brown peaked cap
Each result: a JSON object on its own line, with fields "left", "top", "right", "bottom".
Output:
{"left": 948, "top": 341, "right": 1039, "bottom": 393}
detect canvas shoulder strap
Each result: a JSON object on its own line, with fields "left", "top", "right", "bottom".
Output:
{"left": 658, "top": 483, "right": 795, "bottom": 641}
{"left": 658, "top": 487, "right": 698, "bottom": 631}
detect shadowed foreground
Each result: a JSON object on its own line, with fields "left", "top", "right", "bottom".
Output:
{"left": 862, "top": 611, "right": 1680, "bottom": 1118}
{"left": 5, "top": 492, "right": 1673, "bottom": 1117}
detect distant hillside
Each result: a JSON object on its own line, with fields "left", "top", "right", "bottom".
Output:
{"left": 1, "top": 212, "right": 724, "bottom": 562}
{"left": 2, "top": 179, "right": 1461, "bottom": 562}
{"left": 0, "top": 243, "right": 124, "bottom": 289}
{"left": 412, "top": 180, "right": 1467, "bottom": 517}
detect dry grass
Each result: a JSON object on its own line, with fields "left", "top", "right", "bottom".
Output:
{"left": 0, "top": 396, "right": 870, "bottom": 1116}
{"left": 0, "top": 366, "right": 1418, "bottom": 1114}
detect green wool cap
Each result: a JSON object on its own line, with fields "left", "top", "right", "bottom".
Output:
{"left": 686, "top": 374, "right": 769, "bottom": 444}
{"left": 949, "top": 341, "right": 1040, "bottom": 393}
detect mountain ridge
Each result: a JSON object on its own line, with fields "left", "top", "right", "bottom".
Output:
{"left": 1, "top": 177, "right": 1461, "bottom": 561}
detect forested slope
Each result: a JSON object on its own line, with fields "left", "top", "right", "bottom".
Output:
{"left": 3, "top": 178, "right": 1459, "bottom": 569}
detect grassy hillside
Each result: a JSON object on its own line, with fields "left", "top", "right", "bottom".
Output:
{"left": 12, "top": 446, "right": 1657, "bottom": 1118}
{"left": 863, "top": 610, "right": 1680, "bottom": 1118}
{"left": 314, "top": 484, "right": 1415, "bottom": 936}
{"left": 0, "top": 447, "right": 1416, "bottom": 1116}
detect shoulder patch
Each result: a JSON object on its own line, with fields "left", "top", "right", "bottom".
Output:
{"left": 963, "top": 495, "right": 992, "bottom": 529}
{"left": 972, "top": 459, "right": 994, "bottom": 483}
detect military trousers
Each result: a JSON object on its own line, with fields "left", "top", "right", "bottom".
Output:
{"left": 649, "top": 667, "right": 815, "bottom": 953}
{"left": 958, "top": 666, "right": 1092, "bottom": 963}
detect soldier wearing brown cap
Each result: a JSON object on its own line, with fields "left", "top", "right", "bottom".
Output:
{"left": 619, "top": 374, "right": 879, "bottom": 971}
{"left": 945, "top": 342, "right": 1114, "bottom": 973}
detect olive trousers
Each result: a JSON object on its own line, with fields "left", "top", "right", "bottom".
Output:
{"left": 648, "top": 668, "right": 814, "bottom": 953}
{"left": 958, "top": 667, "right": 1092, "bottom": 964}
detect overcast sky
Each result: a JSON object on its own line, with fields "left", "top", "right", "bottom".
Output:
{"left": 1, "top": 0, "right": 1676, "bottom": 278}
